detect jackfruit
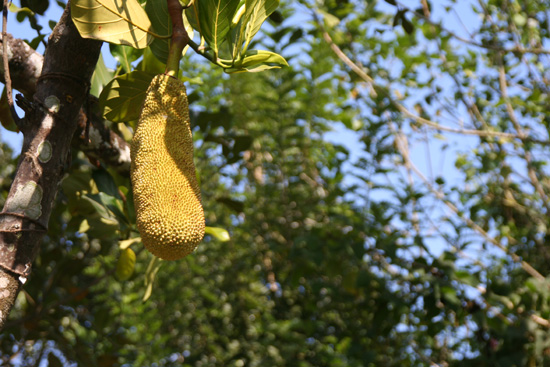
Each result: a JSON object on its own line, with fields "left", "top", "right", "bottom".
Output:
{"left": 131, "top": 74, "right": 205, "bottom": 260}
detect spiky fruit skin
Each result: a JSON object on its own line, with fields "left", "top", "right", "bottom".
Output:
{"left": 131, "top": 74, "right": 205, "bottom": 260}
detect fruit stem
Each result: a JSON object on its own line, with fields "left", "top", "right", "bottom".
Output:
{"left": 165, "top": 0, "right": 190, "bottom": 77}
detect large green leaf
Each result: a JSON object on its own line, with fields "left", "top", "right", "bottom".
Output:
{"left": 184, "top": 4, "right": 201, "bottom": 37}
{"left": 137, "top": 47, "right": 167, "bottom": 74}
{"left": 194, "top": 0, "right": 241, "bottom": 55}
{"left": 145, "top": 0, "right": 171, "bottom": 63}
{"left": 242, "top": 0, "right": 279, "bottom": 52}
{"left": 99, "top": 70, "right": 155, "bottom": 122}
{"left": 71, "top": 0, "right": 164, "bottom": 48}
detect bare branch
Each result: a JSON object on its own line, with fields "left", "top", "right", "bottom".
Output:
{"left": 497, "top": 59, "right": 550, "bottom": 212}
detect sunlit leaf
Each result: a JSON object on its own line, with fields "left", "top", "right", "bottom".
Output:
{"left": 99, "top": 70, "right": 155, "bottom": 122}
{"left": 193, "top": 0, "right": 241, "bottom": 55}
{"left": 143, "top": 256, "right": 162, "bottom": 302}
{"left": 205, "top": 226, "right": 231, "bottom": 242}
{"left": 116, "top": 248, "right": 136, "bottom": 281}
{"left": 242, "top": 0, "right": 279, "bottom": 52}
{"left": 8, "top": 3, "right": 34, "bottom": 15}
{"left": 110, "top": 44, "right": 143, "bottom": 73}
{"left": 71, "top": 0, "right": 165, "bottom": 48}
{"left": 119, "top": 237, "right": 141, "bottom": 250}
{"left": 318, "top": 9, "right": 340, "bottom": 28}
{"left": 90, "top": 53, "right": 114, "bottom": 97}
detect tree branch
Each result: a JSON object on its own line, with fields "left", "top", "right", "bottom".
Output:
{"left": 0, "top": 33, "right": 131, "bottom": 175}
{"left": 0, "top": 2, "right": 102, "bottom": 330}
{"left": 1, "top": 0, "right": 20, "bottom": 125}
{"left": 165, "top": 0, "right": 189, "bottom": 76}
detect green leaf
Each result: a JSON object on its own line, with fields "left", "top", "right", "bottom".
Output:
{"left": 182, "top": 12, "right": 195, "bottom": 56}
{"left": 194, "top": 0, "right": 241, "bottom": 55}
{"left": 184, "top": 5, "right": 201, "bottom": 36}
{"left": 453, "top": 270, "right": 479, "bottom": 287}
{"left": 205, "top": 226, "right": 231, "bottom": 242}
{"left": 99, "top": 70, "right": 155, "bottom": 122}
{"left": 123, "top": 184, "right": 136, "bottom": 224}
{"left": 8, "top": 3, "right": 34, "bottom": 15}
{"left": 116, "top": 248, "right": 136, "bottom": 281}
{"left": 119, "top": 237, "right": 141, "bottom": 250}
{"left": 226, "top": 50, "right": 287, "bottom": 73}
{"left": 90, "top": 53, "right": 114, "bottom": 97}
{"left": 110, "top": 44, "right": 143, "bottom": 73}
{"left": 318, "top": 9, "right": 340, "bottom": 29}
{"left": 28, "top": 35, "right": 47, "bottom": 50}
{"left": 143, "top": 256, "right": 162, "bottom": 302}
{"left": 231, "top": 0, "right": 246, "bottom": 27}
{"left": 78, "top": 217, "right": 120, "bottom": 240}
{"left": 80, "top": 194, "right": 114, "bottom": 220}
{"left": 0, "top": 88, "right": 18, "bottom": 132}
{"left": 145, "top": 0, "right": 171, "bottom": 63}
{"left": 71, "top": 0, "right": 164, "bottom": 48}
{"left": 401, "top": 17, "right": 414, "bottom": 34}
{"left": 82, "top": 192, "right": 129, "bottom": 228}
{"left": 137, "top": 47, "right": 167, "bottom": 75}
{"left": 513, "top": 13, "right": 527, "bottom": 27}
{"left": 242, "top": 0, "right": 279, "bottom": 52}
{"left": 92, "top": 167, "right": 121, "bottom": 199}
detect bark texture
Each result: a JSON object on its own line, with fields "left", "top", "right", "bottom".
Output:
{"left": 0, "top": 33, "right": 131, "bottom": 175}
{"left": 0, "top": 3, "right": 102, "bottom": 329}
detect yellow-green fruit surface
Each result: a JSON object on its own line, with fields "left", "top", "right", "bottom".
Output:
{"left": 131, "top": 74, "right": 205, "bottom": 260}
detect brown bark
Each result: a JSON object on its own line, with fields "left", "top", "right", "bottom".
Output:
{"left": 0, "top": 3, "right": 102, "bottom": 329}
{"left": 0, "top": 33, "right": 131, "bottom": 175}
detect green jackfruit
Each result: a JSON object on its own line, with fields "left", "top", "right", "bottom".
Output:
{"left": 131, "top": 74, "right": 205, "bottom": 260}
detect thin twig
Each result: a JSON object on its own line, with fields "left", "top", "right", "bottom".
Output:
{"left": 2, "top": 0, "right": 20, "bottom": 125}
{"left": 310, "top": 10, "right": 549, "bottom": 145}
{"left": 396, "top": 0, "right": 550, "bottom": 55}
{"left": 391, "top": 123, "right": 544, "bottom": 281}
{"left": 497, "top": 50, "right": 550, "bottom": 213}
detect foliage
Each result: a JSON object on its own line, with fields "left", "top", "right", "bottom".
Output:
{"left": 1, "top": 0, "right": 550, "bottom": 366}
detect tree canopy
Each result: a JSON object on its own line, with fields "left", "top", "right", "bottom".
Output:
{"left": 1, "top": 0, "right": 550, "bottom": 366}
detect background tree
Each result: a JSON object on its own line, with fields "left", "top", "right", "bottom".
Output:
{"left": 1, "top": 0, "right": 550, "bottom": 366}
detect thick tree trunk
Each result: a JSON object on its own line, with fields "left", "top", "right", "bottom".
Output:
{"left": 0, "top": 3, "right": 102, "bottom": 329}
